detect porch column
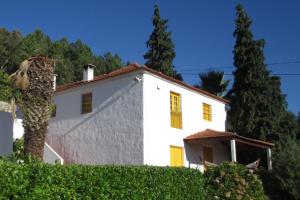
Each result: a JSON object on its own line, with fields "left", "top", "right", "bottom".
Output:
{"left": 267, "top": 148, "right": 272, "bottom": 171}
{"left": 230, "top": 139, "right": 237, "bottom": 162}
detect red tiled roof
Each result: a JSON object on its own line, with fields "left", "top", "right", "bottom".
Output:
{"left": 56, "top": 63, "right": 229, "bottom": 103}
{"left": 55, "top": 64, "right": 141, "bottom": 92}
{"left": 184, "top": 129, "right": 274, "bottom": 149}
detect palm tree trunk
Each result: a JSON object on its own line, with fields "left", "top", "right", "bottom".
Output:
{"left": 18, "top": 57, "right": 54, "bottom": 159}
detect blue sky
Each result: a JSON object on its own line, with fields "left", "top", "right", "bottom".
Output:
{"left": 0, "top": 0, "right": 299, "bottom": 114}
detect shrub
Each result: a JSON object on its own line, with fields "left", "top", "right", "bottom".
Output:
{"left": 0, "top": 161, "right": 205, "bottom": 199}
{"left": 204, "top": 162, "right": 266, "bottom": 200}
{"left": 0, "top": 70, "right": 12, "bottom": 102}
{"left": 266, "top": 137, "right": 300, "bottom": 200}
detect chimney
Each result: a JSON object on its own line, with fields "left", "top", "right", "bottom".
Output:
{"left": 53, "top": 74, "right": 58, "bottom": 91}
{"left": 83, "top": 64, "right": 96, "bottom": 81}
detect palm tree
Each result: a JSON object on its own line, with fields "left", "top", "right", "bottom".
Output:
{"left": 11, "top": 57, "right": 54, "bottom": 159}
{"left": 195, "top": 70, "right": 229, "bottom": 97}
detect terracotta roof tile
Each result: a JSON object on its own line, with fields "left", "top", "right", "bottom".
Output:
{"left": 184, "top": 129, "right": 274, "bottom": 148}
{"left": 56, "top": 64, "right": 140, "bottom": 92}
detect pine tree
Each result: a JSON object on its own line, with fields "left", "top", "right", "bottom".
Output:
{"left": 144, "top": 5, "right": 182, "bottom": 80}
{"left": 228, "top": 4, "right": 286, "bottom": 141}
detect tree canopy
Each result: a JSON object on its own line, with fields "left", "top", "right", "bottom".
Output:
{"left": 144, "top": 5, "right": 182, "bottom": 80}
{"left": 228, "top": 4, "right": 286, "bottom": 141}
{"left": 0, "top": 28, "right": 124, "bottom": 85}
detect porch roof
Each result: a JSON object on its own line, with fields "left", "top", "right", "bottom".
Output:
{"left": 184, "top": 129, "right": 274, "bottom": 149}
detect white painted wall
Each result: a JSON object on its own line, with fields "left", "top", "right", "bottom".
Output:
{"left": 47, "top": 71, "right": 144, "bottom": 164}
{"left": 44, "top": 143, "right": 64, "bottom": 164}
{"left": 142, "top": 72, "right": 227, "bottom": 167}
{"left": 0, "top": 112, "right": 13, "bottom": 156}
{"left": 13, "top": 119, "right": 24, "bottom": 139}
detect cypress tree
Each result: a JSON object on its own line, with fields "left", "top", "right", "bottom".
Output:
{"left": 228, "top": 4, "right": 285, "bottom": 141}
{"left": 144, "top": 5, "right": 182, "bottom": 80}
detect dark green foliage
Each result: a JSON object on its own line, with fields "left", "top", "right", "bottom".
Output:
{"left": 272, "top": 138, "right": 300, "bottom": 200}
{"left": 260, "top": 137, "right": 300, "bottom": 200}
{"left": 0, "top": 70, "right": 12, "bottom": 102}
{"left": 195, "top": 70, "right": 230, "bottom": 97}
{"left": 0, "top": 28, "right": 27, "bottom": 73}
{"left": 0, "top": 28, "right": 124, "bottom": 85}
{"left": 144, "top": 5, "right": 182, "bottom": 80}
{"left": 297, "top": 113, "right": 300, "bottom": 139}
{"left": 204, "top": 162, "right": 266, "bottom": 200}
{"left": 22, "top": 29, "right": 52, "bottom": 57}
{"left": 12, "top": 138, "right": 25, "bottom": 161}
{"left": 0, "top": 161, "right": 205, "bottom": 199}
{"left": 228, "top": 4, "right": 286, "bottom": 141}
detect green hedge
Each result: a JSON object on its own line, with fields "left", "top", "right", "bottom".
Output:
{"left": 0, "top": 160, "right": 267, "bottom": 199}
{"left": 204, "top": 162, "right": 266, "bottom": 200}
{"left": 0, "top": 160, "right": 205, "bottom": 200}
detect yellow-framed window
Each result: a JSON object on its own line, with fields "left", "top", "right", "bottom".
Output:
{"left": 81, "top": 92, "right": 92, "bottom": 114}
{"left": 170, "top": 145, "right": 184, "bottom": 167}
{"left": 170, "top": 92, "right": 182, "bottom": 129}
{"left": 203, "top": 103, "right": 212, "bottom": 121}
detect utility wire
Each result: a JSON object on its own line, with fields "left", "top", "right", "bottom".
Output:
{"left": 177, "top": 60, "right": 300, "bottom": 72}
{"left": 183, "top": 73, "right": 300, "bottom": 76}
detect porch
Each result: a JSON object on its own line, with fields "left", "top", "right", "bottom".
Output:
{"left": 183, "top": 129, "right": 274, "bottom": 172}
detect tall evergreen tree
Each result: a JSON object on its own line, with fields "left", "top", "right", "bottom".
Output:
{"left": 228, "top": 4, "right": 286, "bottom": 141}
{"left": 144, "top": 5, "right": 182, "bottom": 80}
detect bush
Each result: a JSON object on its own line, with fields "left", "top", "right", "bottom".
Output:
{"left": 267, "top": 137, "right": 300, "bottom": 200}
{"left": 0, "top": 70, "right": 12, "bottom": 102}
{"left": 0, "top": 161, "right": 205, "bottom": 199}
{"left": 204, "top": 162, "right": 266, "bottom": 200}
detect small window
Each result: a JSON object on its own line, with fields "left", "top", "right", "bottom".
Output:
{"left": 203, "top": 103, "right": 212, "bottom": 121}
{"left": 81, "top": 92, "right": 92, "bottom": 114}
{"left": 170, "top": 92, "right": 182, "bottom": 129}
{"left": 51, "top": 105, "right": 56, "bottom": 118}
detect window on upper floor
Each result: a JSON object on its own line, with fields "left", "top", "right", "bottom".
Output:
{"left": 170, "top": 92, "right": 182, "bottom": 129}
{"left": 81, "top": 92, "right": 92, "bottom": 114}
{"left": 203, "top": 103, "right": 212, "bottom": 121}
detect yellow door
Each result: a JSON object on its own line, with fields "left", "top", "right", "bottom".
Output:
{"left": 170, "top": 146, "right": 184, "bottom": 167}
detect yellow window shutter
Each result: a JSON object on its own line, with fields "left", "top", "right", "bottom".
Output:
{"left": 170, "top": 146, "right": 184, "bottom": 167}
{"left": 203, "top": 103, "right": 212, "bottom": 121}
{"left": 170, "top": 92, "right": 182, "bottom": 129}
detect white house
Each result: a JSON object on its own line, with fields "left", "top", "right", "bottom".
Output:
{"left": 45, "top": 63, "right": 274, "bottom": 171}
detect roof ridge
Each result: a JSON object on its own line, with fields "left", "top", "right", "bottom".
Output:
{"left": 55, "top": 64, "right": 229, "bottom": 104}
